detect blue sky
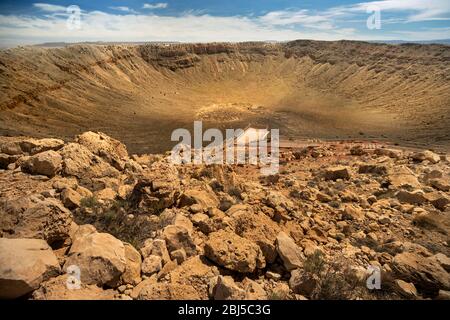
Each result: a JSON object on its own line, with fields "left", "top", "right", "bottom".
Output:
{"left": 0, "top": 1, "right": 449, "bottom": 46}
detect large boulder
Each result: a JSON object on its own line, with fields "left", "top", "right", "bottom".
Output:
{"left": 64, "top": 232, "right": 127, "bottom": 287}
{"left": 21, "top": 138, "right": 65, "bottom": 155}
{"left": 75, "top": 131, "right": 128, "bottom": 170}
{"left": 276, "top": 232, "right": 304, "bottom": 271}
{"left": 0, "top": 238, "right": 60, "bottom": 299}
{"left": 391, "top": 252, "right": 450, "bottom": 296}
{"left": 204, "top": 230, "right": 265, "bottom": 273}
{"left": 129, "top": 160, "right": 180, "bottom": 214}
{"left": 228, "top": 205, "right": 280, "bottom": 263}
{"left": 22, "top": 150, "right": 62, "bottom": 177}
{"left": 168, "top": 256, "right": 219, "bottom": 299}
{"left": 3, "top": 196, "right": 72, "bottom": 246}
{"left": 59, "top": 143, "right": 120, "bottom": 180}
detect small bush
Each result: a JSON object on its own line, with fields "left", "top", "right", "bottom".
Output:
{"left": 300, "top": 251, "right": 368, "bottom": 300}
{"left": 80, "top": 196, "right": 100, "bottom": 209}
{"left": 74, "top": 198, "right": 159, "bottom": 248}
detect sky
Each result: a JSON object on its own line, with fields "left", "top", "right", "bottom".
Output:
{"left": 0, "top": 0, "right": 449, "bottom": 47}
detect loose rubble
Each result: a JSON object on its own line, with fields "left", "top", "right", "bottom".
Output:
{"left": 0, "top": 133, "right": 449, "bottom": 300}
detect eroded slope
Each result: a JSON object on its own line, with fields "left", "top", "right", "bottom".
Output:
{"left": 0, "top": 41, "right": 449, "bottom": 153}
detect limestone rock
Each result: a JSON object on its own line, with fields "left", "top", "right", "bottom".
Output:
{"left": 121, "top": 243, "right": 142, "bottom": 285}
{"left": 210, "top": 275, "right": 245, "bottom": 300}
{"left": 341, "top": 204, "right": 365, "bottom": 221}
{"left": 76, "top": 131, "right": 128, "bottom": 170}
{"left": 358, "top": 163, "right": 388, "bottom": 175}
{"left": 32, "top": 274, "right": 117, "bottom": 300}
{"left": 61, "top": 188, "right": 82, "bottom": 209}
{"left": 0, "top": 238, "right": 60, "bottom": 299}
{"left": 242, "top": 278, "right": 267, "bottom": 300}
{"left": 170, "top": 248, "right": 187, "bottom": 264}
{"left": 396, "top": 190, "right": 427, "bottom": 205}
{"left": 140, "top": 239, "right": 171, "bottom": 265}
{"left": 276, "top": 232, "right": 304, "bottom": 271}
{"left": 162, "top": 225, "right": 197, "bottom": 257}
{"left": 59, "top": 143, "right": 120, "bottom": 179}
{"left": 24, "top": 138, "right": 65, "bottom": 155}
{"left": 229, "top": 205, "right": 280, "bottom": 263}
{"left": 424, "top": 192, "right": 449, "bottom": 211}
{"left": 394, "top": 279, "right": 418, "bottom": 299}
{"left": 324, "top": 166, "right": 351, "bottom": 180}
{"left": 129, "top": 160, "right": 180, "bottom": 214}
{"left": 0, "top": 153, "right": 20, "bottom": 169}
{"left": 411, "top": 150, "right": 440, "bottom": 164}
{"left": 374, "top": 148, "right": 402, "bottom": 159}
{"left": 391, "top": 252, "right": 450, "bottom": 295}
{"left": 179, "top": 187, "right": 219, "bottom": 209}
{"left": 387, "top": 166, "right": 421, "bottom": 189}
{"left": 0, "top": 141, "right": 23, "bottom": 155}
{"left": 429, "top": 178, "right": 450, "bottom": 192}
{"left": 4, "top": 196, "right": 72, "bottom": 246}
{"left": 289, "top": 269, "right": 319, "bottom": 297}
{"left": 141, "top": 255, "right": 162, "bottom": 276}
{"left": 204, "top": 230, "right": 265, "bottom": 273}
{"left": 64, "top": 232, "right": 127, "bottom": 287}
{"left": 22, "top": 150, "right": 62, "bottom": 177}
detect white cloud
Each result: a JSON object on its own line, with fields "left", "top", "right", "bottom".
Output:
{"left": 0, "top": 11, "right": 363, "bottom": 47}
{"left": 109, "top": 6, "right": 138, "bottom": 14}
{"left": 1, "top": 1, "right": 449, "bottom": 47}
{"left": 33, "top": 3, "right": 66, "bottom": 12}
{"left": 337, "top": 0, "right": 450, "bottom": 22}
{"left": 259, "top": 10, "right": 336, "bottom": 30}
{"left": 142, "top": 3, "right": 168, "bottom": 10}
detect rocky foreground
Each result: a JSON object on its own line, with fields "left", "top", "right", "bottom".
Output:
{"left": 0, "top": 132, "right": 449, "bottom": 300}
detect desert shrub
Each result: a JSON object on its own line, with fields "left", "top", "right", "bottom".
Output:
{"left": 267, "top": 290, "right": 289, "bottom": 300}
{"left": 300, "top": 251, "right": 367, "bottom": 300}
{"left": 80, "top": 196, "right": 100, "bottom": 210}
{"left": 75, "top": 198, "right": 159, "bottom": 248}
{"left": 299, "top": 251, "right": 400, "bottom": 300}
{"left": 227, "top": 186, "right": 242, "bottom": 199}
